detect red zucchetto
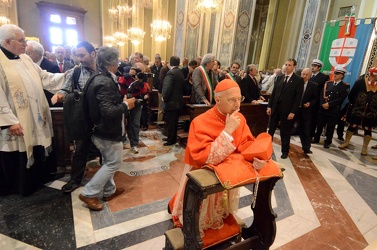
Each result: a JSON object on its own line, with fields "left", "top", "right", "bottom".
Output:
{"left": 214, "top": 79, "right": 239, "bottom": 92}
{"left": 369, "top": 67, "right": 377, "bottom": 76}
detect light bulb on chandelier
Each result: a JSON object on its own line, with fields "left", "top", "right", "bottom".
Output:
{"left": 128, "top": 27, "right": 145, "bottom": 45}
{"left": 151, "top": 19, "right": 171, "bottom": 42}
{"left": 196, "top": 0, "right": 223, "bottom": 13}
{"left": 113, "top": 31, "right": 128, "bottom": 46}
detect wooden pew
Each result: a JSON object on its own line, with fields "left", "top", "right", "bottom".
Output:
{"left": 164, "top": 169, "right": 282, "bottom": 249}
{"left": 186, "top": 103, "right": 269, "bottom": 137}
{"left": 50, "top": 107, "right": 71, "bottom": 169}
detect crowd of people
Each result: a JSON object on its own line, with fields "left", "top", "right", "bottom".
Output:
{"left": 1, "top": 22, "right": 376, "bottom": 215}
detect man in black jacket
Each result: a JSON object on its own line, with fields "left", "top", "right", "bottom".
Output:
{"left": 79, "top": 46, "right": 135, "bottom": 211}
{"left": 162, "top": 56, "right": 185, "bottom": 146}
{"left": 313, "top": 66, "right": 350, "bottom": 148}
{"left": 267, "top": 58, "right": 304, "bottom": 159}
{"left": 297, "top": 68, "right": 318, "bottom": 154}
{"left": 240, "top": 64, "right": 265, "bottom": 104}
{"left": 25, "top": 40, "right": 61, "bottom": 107}
{"left": 310, "top": 59, "right": 330, "bottom": 138}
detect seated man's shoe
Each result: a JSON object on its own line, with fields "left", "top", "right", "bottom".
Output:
{"left": 163, "top": 142, "right": 175, "bottom": 146}
{"left": 103, "top": 187, "right": 125, "bottom": 201}
{"left": 304, "top": 150, "right": 313, "bottom": 154}
{"left": 79, "top": 194, "right": 104, "bottom": 211}
{"left": 281, "top": 153, "right": 288, "bottom": 159}
{"left": 62, "top": 180, "right": 80, "bottom": 193}
{"left": 324, "top": 143, "right": 330, "bottom": 148}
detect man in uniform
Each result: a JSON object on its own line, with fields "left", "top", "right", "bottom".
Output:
{"left": 313, "top": 66, "right": 350, "bottom": 148}
{"left": 310, "top": 59, "right": 330, "bottom": 138}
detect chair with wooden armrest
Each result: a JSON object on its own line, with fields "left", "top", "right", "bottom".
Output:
{"left": 165, "top": 168, "right": 283, "bottom": 250}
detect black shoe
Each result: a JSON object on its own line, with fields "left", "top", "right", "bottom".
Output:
{"left": 304, "top": 150, "right": 313, "bottom": 154}
{"left": 281, "top": 153, "right": 288, "bottom": 159}
{"left": 62, "top": 181, "right": 80, "bottom": 193}
{"left": 338, "top": 137, "right": 344, "bottom": 141}
{"left": 163, "top": 142, "right": 175, "bottom": 146}
{"left": 311, "top": 139, "right": 319, "bottom": 143}
{"left": 324, "top": 144, "right": 330, "bottom": 148}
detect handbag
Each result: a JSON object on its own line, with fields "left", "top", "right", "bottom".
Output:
{"left": 63, "top": 67, "right": 92, "bottom": 140}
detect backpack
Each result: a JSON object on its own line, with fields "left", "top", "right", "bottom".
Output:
{"left": 63, "top": 67, "right": 92, "bottom": 140}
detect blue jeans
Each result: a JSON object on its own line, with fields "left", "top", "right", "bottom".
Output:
{"left": 127, "top": 104, "right": 142, "bottom": 147}
{"left": 81, "top": 135, "right": 123, "bottom": 198}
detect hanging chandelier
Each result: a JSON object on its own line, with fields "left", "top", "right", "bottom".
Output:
{"left": 128, "top": 27, "right": 145, "bottom": 45}
{"left": 0, "top": 15, "right": 9, "bottom": 25}
{"left": 117, "top": 4, "right": 132, "bottom": 18}
{"left": 113, "top": 31, "right": 128, "bottom": 46}
{"left": 151, "top": 19, "right": 171, "bottom": 42}
{"left": 103, "top": 35, "right": 116, "bottom": 47}
{"left": 196, "top": 0, "right": 223, "bottom": 13}
{"left": 0, "top": 0, "right": 11, "bottom": 26}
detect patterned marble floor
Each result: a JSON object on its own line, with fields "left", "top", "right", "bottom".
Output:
{"left": 1, "top": 129, "right": 377, "bottom": 250}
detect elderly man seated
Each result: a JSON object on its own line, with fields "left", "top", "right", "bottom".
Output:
{"left": 168, "top": 79, "right": 280, "bottom": 247}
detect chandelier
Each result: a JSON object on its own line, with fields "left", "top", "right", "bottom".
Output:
{"left": 117, "top": 4, "right": 132, "bottom": 18}
{"left": 139, "top": 0, "right": 153, "bottom": 9}
{"left": 128, "top": 27, "right": 145, "bottom": 45}
{"left": 0, "top": 15, "right": 9, "bottom": 25}
{"left": 196, "top": 0, "right": 223, "bottom": 13}
{"left": 103, "top": 36, "right": 116, "bottom": 47}
{"left": 0, "top": 0, "right": 11, "bottom": 26}
{"left": 151, "top": 19, "right": 171, "bottom": 42}
{"left": 113, "top": 31, "right": 128, "bottom": 46}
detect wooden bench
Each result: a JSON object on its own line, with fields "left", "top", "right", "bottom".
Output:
{"left": 164, "top": 169, "right": 282, "bottom": 249}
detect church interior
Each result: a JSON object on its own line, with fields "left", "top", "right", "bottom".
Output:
{"left": 1, "top": 0, "right": 377, "bottom": 249}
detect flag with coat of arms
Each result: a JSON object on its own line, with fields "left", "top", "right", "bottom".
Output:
{"left": 318, "top": 11, "right": 375, "bottom": 89}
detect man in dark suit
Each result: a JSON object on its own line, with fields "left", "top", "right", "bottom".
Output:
{"left": 310, "top": 59, "right": 330, "bottom": 138}
{"left": 267, "top": 58, "right": 304, "bottom": 159}
{"left": 313, "top": 66, "right": 350, "bottom": 148}
{"left": 53, "top": 46, "right": 74, "bottom": 73}
{"left": 162, "top": 56, "right": 185, "bottom": 146}
{"left": 26, "top": 40, "right": 61, "bottom": 107}
{"left": 221, "top": 62, "right": 242, "bottom": 84}
{"left": 297, "top": 68, "right": 318, "bottom": 154}
{"left": 240, "top": 63, "right": 265, "bottom": 104}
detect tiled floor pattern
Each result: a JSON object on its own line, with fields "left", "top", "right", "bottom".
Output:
{"left": 0, "top": 129, "right": 377, "bottom": 249}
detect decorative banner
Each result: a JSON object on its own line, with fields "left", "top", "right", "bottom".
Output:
{"left": 319, "top": 15, "right": 375, "bottom": 89}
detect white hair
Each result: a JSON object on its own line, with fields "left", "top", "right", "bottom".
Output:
{"left": 0, "top": 24, "right": 24, "bottom": 46}
{"left": 27, "top": 40, "right": 44, "bottom": 57}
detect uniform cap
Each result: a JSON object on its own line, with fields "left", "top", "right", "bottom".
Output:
{"left": 312, "top": 59, "right": 323, "bottom": 67}
{"left": 214, "top": 79, "right": 239, "bottom": 92}
{"left": 368, "top": 67, "right": 377, "bottom": 76}
{"left": 334, "top": 66, "right": 347, "bottom": 74}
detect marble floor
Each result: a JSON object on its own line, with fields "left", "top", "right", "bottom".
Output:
{"left": 1, "top": 129, "right": 377, "bottom": 250}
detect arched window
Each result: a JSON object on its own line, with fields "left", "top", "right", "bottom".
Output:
{"left": 36, "top": 1, "right": 86, "bottom": 52}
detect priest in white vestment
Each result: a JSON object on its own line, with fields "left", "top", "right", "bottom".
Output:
{"left": 0, "top": 24, "right": 65, "bottom": 196}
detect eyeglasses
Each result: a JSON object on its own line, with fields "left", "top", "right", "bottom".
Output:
{"left": 227, "top": 96, "right": 245, "bottom": 104}
{"left": 11, "top": 38, "right": 27, "bottom": 44}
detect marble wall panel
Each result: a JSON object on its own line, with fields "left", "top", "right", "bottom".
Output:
{"left": 296, "top": 0, "right": 319, "bottom": 69}
{"left": 174, "top": 0, "right": 186, "bottom": 58}
{"left": 232, "top": 0, "right": 255, "bottom": 67}
{"left": 218, "top": 0, "right": 239, "bottom": 68}
{"left": 308, "top": 0, "right": 331, "bottom": 66}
